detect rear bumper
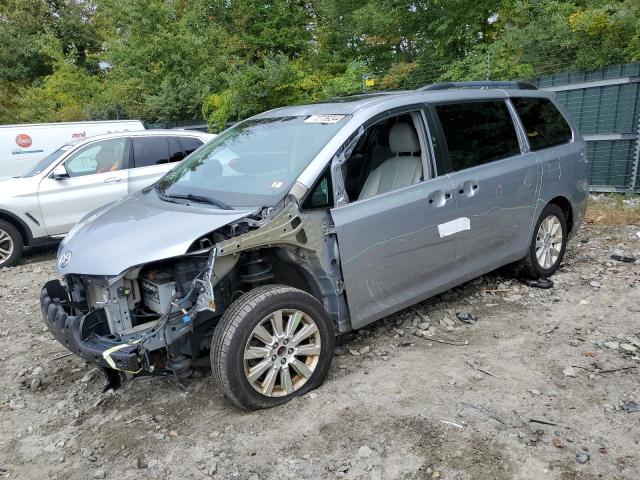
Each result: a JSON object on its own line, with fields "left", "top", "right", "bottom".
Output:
{"left": 40, "top": 279, "right": 141, "bottom": 372}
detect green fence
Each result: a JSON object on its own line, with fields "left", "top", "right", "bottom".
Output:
{"left": 532, "top": 62, "right": 640, "bottom": 192}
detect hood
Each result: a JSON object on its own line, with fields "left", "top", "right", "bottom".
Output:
{"left": 57, "top": 190, "right": 257, "bottom": 276}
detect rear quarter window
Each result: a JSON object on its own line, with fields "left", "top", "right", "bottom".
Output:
{"left": 511, "top": 97, "right": 573, "bottom": 151}
{"left": 434, "top": 100, "right": 521, "bottom": 171}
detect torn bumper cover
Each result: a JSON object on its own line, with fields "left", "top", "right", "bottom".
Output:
{"left": 40, "top": 280, "right": 141, "bottom": 372}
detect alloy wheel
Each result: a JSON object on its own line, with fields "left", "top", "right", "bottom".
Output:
{"left": 0, "top": 228, "right": 14, "bottom": 264}
{"left": 535, "top": 215, "right": 563, "bottom": 270}
{"left": 243, "top": 309, "right": 321, "bottom": 397}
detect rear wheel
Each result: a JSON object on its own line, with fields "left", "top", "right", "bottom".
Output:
{"left": 519, "top": 203, "right": 567, "bottom": 278}
{"left": 0, "top": 220, "right": 23, "bottom": 268}
{"left": 211, "top": 285, "right": 334, "bottom": 410}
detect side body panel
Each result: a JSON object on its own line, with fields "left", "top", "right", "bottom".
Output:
{"left": 37, "top": 170, "right": 129, "bottom": 235}
{"left": 535, "top": 138, "right": 588, "bottom": 235}
{"left": 448, "top": 152, "right": 542, "bottom": 271}
{"left": 0, "top": 177, "right": 48, "bottom": 241}
{"left": 331, "top": 176, "right": 460, "bottom": 329}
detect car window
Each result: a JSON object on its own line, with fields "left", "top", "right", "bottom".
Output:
{"left": 511, "top": 97, "right": 572, "bottom": 150}
{"left": 179, "top": 137, "right": 204, "bottom": 156}
{"left": 157, "top": 116, "right": 348, "bottom": 208}
{"left": 339, "top": 111, "right": 427, "bottom": 202}
{"left": 303, "top": 169, "right": 332, "bottom": 209}
{"left": 64, "top": 138, "right": 126, "bottom": 177}
{"left": 24, "top": 145, "right": 72, "bottom": 177}
{"left": 169, "top": 137, "right": 187, "bottom": 163}
{"left": 132, "top": 137, "right": 170, "bottom": 167}
{"left": 435, "top": 101, "right": 520, "bottom": 171}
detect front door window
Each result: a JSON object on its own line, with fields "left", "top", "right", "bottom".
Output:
{"left": 65, "top": 138, "right": 126, "bottom": 177}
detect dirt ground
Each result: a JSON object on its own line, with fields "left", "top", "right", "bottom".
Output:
{"left": 1, "top": 221, "right": 639, "bottom": 480}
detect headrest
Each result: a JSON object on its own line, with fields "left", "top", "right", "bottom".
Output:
{"left": 389, "top": 123, "right": 420, "bottom": 154}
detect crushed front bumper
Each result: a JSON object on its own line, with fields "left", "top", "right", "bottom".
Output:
{"left": 40, "top": 280, "right": 141, "bottom": 372}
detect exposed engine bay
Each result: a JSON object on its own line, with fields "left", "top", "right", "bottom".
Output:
{"left": 49, "top": 200, "right": 347, "bottom": 379}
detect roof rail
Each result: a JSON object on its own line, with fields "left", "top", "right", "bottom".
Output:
{"left": 419, "top": 81, "right": 537, "bottom": 91}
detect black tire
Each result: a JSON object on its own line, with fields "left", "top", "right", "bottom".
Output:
{"left": 211, "top": 284, "right": 335, "bottom": 410}
{"left": 519, "top": 203, "right": 568, "bottom": 279}
{"left": 0, "top": 220, "right": 24, "bottom": 268}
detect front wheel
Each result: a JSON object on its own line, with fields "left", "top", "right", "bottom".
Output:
{"left": 519, "top": 203, "right": 568, "bottom": 278}
{"left": 211, "top": 285, "right": 334, "bottom": 410}
{"left": 0, "top": 220, "right": 24, "bottom": 268}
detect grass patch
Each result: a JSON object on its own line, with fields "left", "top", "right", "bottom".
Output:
{"left": 586, "top": 194, "right": 640, "bottom": 226}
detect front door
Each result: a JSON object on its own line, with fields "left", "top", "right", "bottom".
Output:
{"left": 332, "top": 176, "right": 459, "bottom": 329}
{"left": 329, "top": 108, "right": 466, "bottom": 329}
{"left": 38, "top": 138, "right": 128, "bottom": 235}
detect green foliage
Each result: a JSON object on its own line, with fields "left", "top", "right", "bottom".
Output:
{"left": 204, "top": 54, "right": 304, "bottom": 131}
{"left": 17, "top": 63, "right": 102, "bottom": 122}
{"left": 1, "top": 0, "right": 640, "bottom": 127}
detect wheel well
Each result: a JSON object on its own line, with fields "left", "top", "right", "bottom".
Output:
{"left": 0, "top": 210, "right": 31, "bottom": 246}
{"left": 266, "top": 249, "right": 323, "bottom": 302}
{"left": 548, "top": 196, "right": 573, "bottom": 234}
{"left": 233, "top": 248, "right": 324, "bottom": 304}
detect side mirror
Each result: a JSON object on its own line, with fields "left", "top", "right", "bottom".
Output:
{"left": 52, "top": 164, "right": 69, "bottom": 180}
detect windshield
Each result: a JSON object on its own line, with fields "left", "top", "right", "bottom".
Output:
{"left": 23, "top": 145, "right": 71, "bottom": 177}
{"left": 156, "top": 115, "right": 349, "bottom": 207}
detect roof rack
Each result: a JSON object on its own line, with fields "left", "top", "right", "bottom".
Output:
{"left": 419, "top": 81, "right": 537, "bottom": 91}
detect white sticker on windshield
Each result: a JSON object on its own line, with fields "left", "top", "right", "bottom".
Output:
{"left": 437, "top": 217, "right": 470, "bottom": 238}
{"left": 305, "top": 114, "right": 345, "bottom": 124}
{"left": 270, "top": 181, "right": 284, "bottom": 189}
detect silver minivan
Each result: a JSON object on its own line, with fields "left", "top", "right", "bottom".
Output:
{"left": 41, "top": 82, "right": 588, "bottom": 410}
{"left": 0, "top": 130, "right": 213, "bottom": 267}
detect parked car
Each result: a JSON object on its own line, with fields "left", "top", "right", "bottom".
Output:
{"left": 0, "top": 120, "right": 145, "bottom": 179}
{"left": 0, "top": 129, "right": 213, "bottom": 267}
{"left": 41, "top": 81, "right": 588, "bottom": 410}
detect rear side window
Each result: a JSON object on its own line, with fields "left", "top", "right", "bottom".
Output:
{"left": 179, "top": 137, "right": 204, "bottom": 156}
{"left": 435, "top": 101, "right": 520, "bottom": 171}
{"left": 512, "top": 97, "right": 572, "bottom": 150}
{"left": 169, "top": 137, "right": 186, "bottom": 163}
{"left": 132, "top": 137, "right": 170, "bottom": 167}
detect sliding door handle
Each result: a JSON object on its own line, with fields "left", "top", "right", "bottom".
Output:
{"left": 428, "top": 190, "right": 453, "bottom": 207}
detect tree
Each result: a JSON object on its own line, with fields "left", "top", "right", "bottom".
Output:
{"left": 1, "top": 0, "right": 639, "bottom": 126}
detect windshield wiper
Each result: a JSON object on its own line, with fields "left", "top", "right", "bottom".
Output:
{"left": 162, "top": 192, "right": 232, "bottom": 210}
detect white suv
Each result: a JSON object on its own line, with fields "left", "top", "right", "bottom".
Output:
{"left": 0, "top": 129, "right": 213, "bottom": 267}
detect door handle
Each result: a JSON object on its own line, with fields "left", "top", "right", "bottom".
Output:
{"left": 428, "top": 190, "right": 453, "bottom": 207}
{"left": 104, "top": 177, "right": 122, "bottom": 184}
{"left": 457, "top": 181, "right": 479, "bottom": 197}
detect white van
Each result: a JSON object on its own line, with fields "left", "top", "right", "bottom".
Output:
{"left": 0, "top": 120, "right": 145, "bottom": 179}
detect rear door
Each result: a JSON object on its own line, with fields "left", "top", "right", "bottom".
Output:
{"left": 126, "top": 136, "right": 204, "bottom": 193}
{"left": 331, "top": 108, "right": 462, "bottom": 329}
{"left": 37, "top": 138, "right": 129, "bottom": 235}
{"left": 429, "top": 99, "right": 541, "bottom": 275}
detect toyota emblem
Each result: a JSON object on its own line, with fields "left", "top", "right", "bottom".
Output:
{"left": 58, "top": 251, "right": 72, "bottom": 268}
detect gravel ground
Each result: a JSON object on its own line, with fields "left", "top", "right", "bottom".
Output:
{"left": 1, "top": 224, "right": 639, "bottom": 480}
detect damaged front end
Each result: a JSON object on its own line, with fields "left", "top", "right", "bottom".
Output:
{"left": 41, "top": 197, "right": 347, "bottom": 382}
{"left": 42, "top": 246, "right": 221, "bottom": 377}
